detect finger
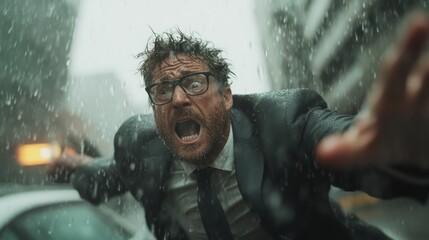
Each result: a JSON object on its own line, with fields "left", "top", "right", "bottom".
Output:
{"left": 406, "top": 55, "right": 429, "bottom": 108}
{"left": 316, "top": 134, "right": 363, "bottom": 167}
{"left": 316, "top": 123, "right": 377, "bottom": 167}
{"left": 378, "top": 13, "right": 429, "bottom": 102}
{"left": 316, "top": 134, "right": 353, "bottom": 165}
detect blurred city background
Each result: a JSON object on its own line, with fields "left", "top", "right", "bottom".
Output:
{"left": 1, "top": 0, "right": 428, "bottom": 239}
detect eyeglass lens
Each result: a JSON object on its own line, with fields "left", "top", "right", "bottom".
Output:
{"left": 150, "top": 73, "right": 209, "bottom": 105}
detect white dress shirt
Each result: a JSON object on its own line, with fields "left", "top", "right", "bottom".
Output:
{"left": 161, "top": 126, "right": 272, "bottom": 240}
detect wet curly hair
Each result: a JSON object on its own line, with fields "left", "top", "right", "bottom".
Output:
{"left": 137, "top": 29, "right": 233, "bottom": 90}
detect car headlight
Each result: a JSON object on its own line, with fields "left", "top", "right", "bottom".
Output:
{"left": 16, "top": 143, "right": 63, "bottom": 166}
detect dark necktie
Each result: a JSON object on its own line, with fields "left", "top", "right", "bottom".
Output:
{"left": 195, "top": 168, "right": 234, "bottom": 240}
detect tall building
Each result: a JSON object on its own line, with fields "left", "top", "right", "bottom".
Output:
{"left": 256, "top": 0, "right": 428, "bottom": 113}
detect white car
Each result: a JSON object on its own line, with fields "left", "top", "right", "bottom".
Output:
{"left": 0, "top": 184, "right": 143, "bottom": 240}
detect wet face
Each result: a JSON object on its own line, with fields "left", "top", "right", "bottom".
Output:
{"left": 151, "top": 53, "right": 233, "bottom": 166}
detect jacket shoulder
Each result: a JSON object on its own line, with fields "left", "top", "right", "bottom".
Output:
{"left": 113, "top": 114, "right": 167, "bottom": 163}
{"left": 114, "top": 114, "right": 158, "bottom": 148}
{"left": 233, "top": 88, "right": 327, "bottom": 114}
{"left": 231, "top": 89, "right": 333, "bottom": 168}
{"left": 232, "top": 89, "right": 328, "bottom": 127}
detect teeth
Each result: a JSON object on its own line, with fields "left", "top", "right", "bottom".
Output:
{"left": 181, "top": 133, "right": 199, "bottom": 142}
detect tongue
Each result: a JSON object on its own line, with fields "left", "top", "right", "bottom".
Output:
{"left": 176, "top": 120, "right": 200, "bottom": 138}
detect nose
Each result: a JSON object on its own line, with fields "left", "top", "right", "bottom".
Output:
{"left": 171, "top": 85, "right": 191, "bottom": 108}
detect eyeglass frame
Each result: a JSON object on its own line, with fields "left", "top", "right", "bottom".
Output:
{"left": 145, "top": 71, "right": 216, "bottom": 106}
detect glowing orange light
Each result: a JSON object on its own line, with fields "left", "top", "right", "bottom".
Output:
{"left": 63, "top": 147, "right": 76, "bottom": 155}
{"left": 16, "top": 143, "right": 62, "bottom": 166}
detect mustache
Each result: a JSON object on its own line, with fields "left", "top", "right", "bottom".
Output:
{"left": 171, "top": 107, "right": 203, "bottom": 122}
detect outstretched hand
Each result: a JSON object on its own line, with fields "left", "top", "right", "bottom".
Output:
{"left": 46, "top": 151, "right": 91, "bottom": 182}
{"left": 317, "top": 12, "right": 429, "bottom": 170}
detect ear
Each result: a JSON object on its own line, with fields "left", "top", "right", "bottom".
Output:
{"left": 223, "top": 87, "right": 233, "bottom": 111}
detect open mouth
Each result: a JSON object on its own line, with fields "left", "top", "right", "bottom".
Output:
{"left": 175, "top": 119, "right": 201, "bottom": 143}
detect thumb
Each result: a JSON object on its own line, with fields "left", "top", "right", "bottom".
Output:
{"left": 316, "top": 125, "right": 375, "bottom": 167}
{"left": 316, "top": 134, "right": 352, "bottom": 165}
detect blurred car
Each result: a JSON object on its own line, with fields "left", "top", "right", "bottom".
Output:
{"left": 13, "top": 139, "right": 99, "bottom": 183}
{"left": 0, "top": 184, "right": 142, "bottom": 240}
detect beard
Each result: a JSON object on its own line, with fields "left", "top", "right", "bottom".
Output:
{"left": 155, "top": 102, "right": 230, "bottom": 167}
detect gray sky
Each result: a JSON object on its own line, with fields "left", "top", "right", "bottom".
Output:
{"left": 70, "top": 0, "right": 269, "bottom": 112}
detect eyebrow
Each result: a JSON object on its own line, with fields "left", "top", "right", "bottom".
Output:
{"left": 155, "top": 74, "right": 175, "bottom": 82}
{"left": 156, "top": 70, "right": 198, "bottom": 82}
{"left": 178, "top": 70, "right": 194, "bottom": 76}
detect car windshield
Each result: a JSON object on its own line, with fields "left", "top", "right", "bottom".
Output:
{"left": 0, "top": 203, "right": 132, "bottom": 240}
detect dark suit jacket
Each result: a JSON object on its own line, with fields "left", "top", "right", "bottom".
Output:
{"left": 74, "top": 89, "right": 428, "bottom": 240}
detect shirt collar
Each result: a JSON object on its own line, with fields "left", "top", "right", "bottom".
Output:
{"left": 180, "top": 125, "right": 234, "bottom": 176}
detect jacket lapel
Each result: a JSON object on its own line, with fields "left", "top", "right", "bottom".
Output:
{"left": 231, "top": 109, "right": 265, "bottom": 214}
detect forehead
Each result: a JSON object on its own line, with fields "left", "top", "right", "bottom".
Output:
{"left": 153, "top": 53, "right": 209, "bottom": 79}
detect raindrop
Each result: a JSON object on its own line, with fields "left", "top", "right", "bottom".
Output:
{"left": 110, "top": 86, "right": 115, "bottom": 95}
{"left": 136, "top": 189, "right": 143, "bottom": 200}
{"left": 47, "top": 4, "right": 55, "bottom": 17}
{"left": 129, "top": 163, "right": 136, "bottom": 171}
{"left": 17, "top": 111, "right": 23, "bottom": 120}
{"left": 7, "top": 22, "right": 14, "bottom": 34}
{"left": 5, "top": 95, "right": 12, "bottom": 105}
{"left": 257, "top": 65, "right": 263, "bottom": 80}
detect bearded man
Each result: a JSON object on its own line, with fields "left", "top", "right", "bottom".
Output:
{"left": 72, "top": 14, "right": 429, "bottom": 240}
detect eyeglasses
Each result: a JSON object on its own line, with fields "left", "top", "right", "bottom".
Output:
{"left": 145, "top": 72, "right": 214, "bottom": 106}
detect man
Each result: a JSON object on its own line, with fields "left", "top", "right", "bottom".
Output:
{"left": 73, "top": 14, "right": 429, "bottom": 240}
